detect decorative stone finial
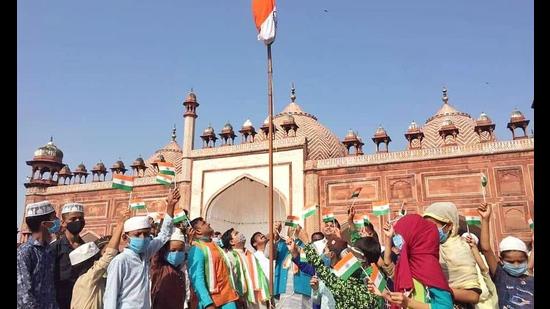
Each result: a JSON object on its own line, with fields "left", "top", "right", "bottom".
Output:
{"left": 442, "top": 87, "right": 448, "bottom": 104}
{"left": 290, "top": 83, "right": 296, "bottom": 102}
{"left": 172, "top": 124, "right": 176, "bottom": 141}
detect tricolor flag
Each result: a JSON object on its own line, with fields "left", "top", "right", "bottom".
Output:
{"left": 252, "top": 0, "right": 277, "bottom": 45}
{"left": 365, "top": 263, "right": 387, "bottom": 292}
{"left": 157, "top": 161, "right": 175, "bottom": 176}
{"left": 285, "top": 215, "right": 300, "bottom": 228}
{"left": 464, "top": 209, "right": 482, "bottom": 226}
{"left": 129, "top": 199, "right": 146, "bottom": 210}
{"left": 322, "top": 209, "right": 335, "bottom": 223}
{"left": 528, "top": 218, "right": 534, "bottom": 230}
{"left": 350, "top": 187, "right": 362, "bottom": 198}
{"left": 373, "top": 204, "right": 390, "bottom": 216}
{"left": 363, "top": 214, "right": 371, "bottom": 224}
{"left": 481, "top": 173, "right": 488, "bottom": 187}
{"left": 173, "top": 211, "right": 189, "bottom": 224}
{"left": 302, "top": 205, "right": 318, "bottom": 219}
{"left": 332, "top": 251, "right": 361, "bottom": 280}
{"left": 353, "top": 218, "right": 364, "bottom": 229}
{"left": 112, "top": 174, "right": 134, "bottom": 191}
{"left": 156, "top": 174, "right": 174, "bottom": 186}
{"left": 299, "top": 250, "right": 308, "bottom": 263}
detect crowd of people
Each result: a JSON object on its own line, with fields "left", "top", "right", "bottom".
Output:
{"left": 17, "top": 188, "right": 534, "bottom": 308}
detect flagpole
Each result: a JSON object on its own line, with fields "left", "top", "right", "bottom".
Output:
{"left": 267, "top": 42, "right": 275, "bottom": 297}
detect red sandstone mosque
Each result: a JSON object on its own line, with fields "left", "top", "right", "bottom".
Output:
{"left": 20, "top": 86, "right": 533, "bottom": 251}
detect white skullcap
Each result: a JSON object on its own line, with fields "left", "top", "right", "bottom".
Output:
{"left": 499, "top": 236, "right": 528, "bottom": 254}
{"left": 26, "top": 201, "right": 55, "bottom": 217}
{"left": 69, "top": 242, "right": 100, "bottom": 265}
{"left": 461, "top": 232, "right": 479, "bottom": 245}
{"left": 62, "top": 203, "right": 84, "bottom": 214}
{"left": 170, "top": 228, "right": 186, "bottom": 242}
{"left": 147, "top": 212, "right": 164, "bottom": 224}
{"left": 123, "top": 216, "right": 151, "bottom": 233}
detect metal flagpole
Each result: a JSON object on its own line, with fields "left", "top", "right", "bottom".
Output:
{"left": 267, "top": 42, "right": 275, "bottom": 297}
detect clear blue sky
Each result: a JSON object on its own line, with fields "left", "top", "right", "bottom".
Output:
{"left": 17, "top": 1, "right": 533, "bottom": 228}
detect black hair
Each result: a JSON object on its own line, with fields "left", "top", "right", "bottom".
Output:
{"left": 221, "top": 228, "right": 234, "bottom": 250}
{"left": 364, "top": 222, "right": 380, "bottom": 242}
{"left": 311, "top": 232, "right": 325, "bottom": 243}
{"left": 25, "top": 213, "right": 53, "bottom": 233}
{"left": 250, "top": 232, "right": 263, "bottom": 250}
{"left": 353, "top": 237, "right": 381, "bottom": 264}
{"left": 190, "top": 217, "right": 204, "bottom": 230}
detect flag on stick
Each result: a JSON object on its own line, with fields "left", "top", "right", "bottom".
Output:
{"left": 332, "top": 251, "right": 361, "bottom": 280}
{"left": 322, "top": 209, "right": 335, "bottom": 223}
{"left": 302, "top": 205, "right": 318, "bottom": 219}
{"left": 353, "top": 218, "right": 364, "bottom": 229}
{"left": 285, "top": 215, "right": 300, "bottom": 228}
{"left": 350, "top": 187, "right": 362, "bottom": 198}
{"left": 363, "top": 214, "right": 371, "bottom": 224}
{"left": 157, "top": 161, "right": 175, "bottom": 176}
{"left": 252, "top": 0, "right": 277, "bottom": 44}
{"left": 365, "top": 263, "right": 387, "bottom": 292}
{"left": 129, "top": 199, "right": 146, "bottom": 210}
{"left": 464, "top": 209, "right": 482, "bottom": 226}
{"left": 112, "top": 174, "right": 134, "bottom": 191}
{"left": 156, "top": 174, "right": 174, "bottom": 186}
{"left": 173, "top": 211, "right": 189, "bottom": 224}
{"left": 528, "top": 218, "right": 534, "bottom": 230}
{"left": 481, "top": 173, "right": 488, "bottom": 187}
{"left": 373, "top": 203, "right": 390, "bottom": 216}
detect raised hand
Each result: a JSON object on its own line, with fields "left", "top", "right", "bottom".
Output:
{"left": 383, "top": 222, "right": 394, "bottom": 238}
{"left": 478, "top": 202, "right": 491, "bottom": 219}
{"left": 166, "top": 187, "right": 181, "bottom": 207}
{"left": 388, "top": 292, "right": 409, "bottom": 308}
{"left": 348, "top": 206, "right": 356, "bottom": 223}
{"left": 310, "top": 276, "right": 319, "bottom": 291}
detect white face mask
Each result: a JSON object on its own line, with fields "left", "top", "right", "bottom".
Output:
{"left": 312, "top": 238, "right": 328, "bottom": 255}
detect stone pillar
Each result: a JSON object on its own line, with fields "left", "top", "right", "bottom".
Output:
{"left": 304, "top": 162, "right": 320, "bottom": 237}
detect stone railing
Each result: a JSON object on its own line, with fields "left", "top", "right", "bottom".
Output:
{"left": 25, "top": 174, "right": 186, "bottom": 195}
{"left": 190, "top": 136, "right": 306, "bottom": 159}
{"left": 312, "top": 138, "right": 534, "bottom": 170}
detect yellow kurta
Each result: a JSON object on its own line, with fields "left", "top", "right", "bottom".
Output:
{"left": 70, "top": 248, "right": 118, "bottom": 309}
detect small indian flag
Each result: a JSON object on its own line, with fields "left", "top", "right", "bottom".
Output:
{"left": 464, "top": 209, "right": 482, "bottom": 226}
{"left": 373, "top": 204, "right": 390, "bottom": 216}
{"left": 299, "top": 250, "right": 307, "bottom": 262}
{"left": 157, "top": 161, "right": 175, "bottom": 176}
{"left": 332, "top": 251, "right": 361, "bottom": 280}
{"left": 129, "top": 199, "right": 146, "bottom": 210}
{"left": 350, "top": 187, "right": 362, "bottom": 198}
{"left": 285, "top": 215, "right": 300, "bottom": 228}
{"left": 353, "top": 218, "right": 364, "bottom": 229}
{"left": 302, "top": 205, "right": 318, "bottom": 219}
{"left": 112, "top": 174, "right": 134, "bottom": 191}
{"left": 366, "top": 263, "right": 387, "bottom": 292}
{"left": 481, "top": 173, "right": 488, "bottom": 187}
{"left": 322, "top": 209, "right": 335, "bottom": 223}
{"left": 363, "top": 214, "right": 371, "bottom": 224}
{"left": 528, "top": 218, "right": 534, "bottom": 230}
{"left": 156, "top": 174, "right": 174, "bottom": 186}
{"left": 173, "top": 211, "right": 189, "bottom": 224}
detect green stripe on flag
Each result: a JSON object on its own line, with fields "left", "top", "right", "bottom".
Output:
{"left": 113, "top": 183, "right": 133, "bottom": 191}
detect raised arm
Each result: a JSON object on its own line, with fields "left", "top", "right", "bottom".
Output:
{"left": 465, "top": 234, "right": 488, "bottom": 273}
{"left": 478, "top": 202, "right": 498, "bottom": 277}
{"left": 145, "top": 188, "right": 180, "bottom": 258}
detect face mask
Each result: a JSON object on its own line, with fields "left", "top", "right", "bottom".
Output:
{"left": 128, "top": 236, "right": 151, "bottom": 254}
{"left": 237, "top": 233, "right": 247, "bottom": 244}
{"left": 392, "top": 234, "right": 404, "bottom": 251}
{"left": 438, "top": 226, "right": 450, "bottom": 244}
{"left": 502, "top": 261, "right": 528, "bottom": 277}
{"left": 312, "top": 238, "right": 328, "bottom": 255}
{"left": 66, "top": 220, "right": 85, "bottom": 235}
{"left": 48, "top": 218, "right": 61, "bottom": 234}
{"left": 166, "top": 251, "right": 185, "bottom": 267}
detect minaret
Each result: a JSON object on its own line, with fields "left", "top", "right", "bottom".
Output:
{"left": 182, "top": 89, "right": 199, "bottom": 156}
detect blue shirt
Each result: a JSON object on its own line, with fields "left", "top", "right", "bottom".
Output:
{"left": 273, "top": 239, "right": 312, "bottom": 297}
{"left": 493, "top": 264, "right": 534, "bottom": 308}
{"left": 17, "top": 236, "right": 59, "bottom": 309}
{"left": 103, "top": 215, "right": 173, "bottom": 309}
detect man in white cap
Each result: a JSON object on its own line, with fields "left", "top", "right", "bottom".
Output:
{"left": 51, "top": 202, "right": 86, "bottom": 309}
{"left": 150, "top": 228, "right": 187, "bottom": 308}
{"left": 70, "top": 208, "right": 130, "bottom": 309}
{"left": 478, "top": 202, "right": 534, "bottom": 308}
{"left": 103, "top": 187, "right": 180, "bottom": 309}
{"left": 17, "top": 200, "right": 60, "bottom": 309}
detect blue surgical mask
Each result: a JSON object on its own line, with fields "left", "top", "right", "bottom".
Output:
{"left": 128, "top": 236, "right": 151, "bottom": 254}
{"left": 392, "top": 234, "right": 404, "bottom": 251}
{"left": 48, "top": 218, "right": 61, "bottom": 234}
{"left": 502, "top": 261, "right": 528, "bottom": 277}
{"left": 438, "top": 225, "right": 450, "bottom": 244}
{"left": 165, "top": 251, "right": 185, "bottom": 267}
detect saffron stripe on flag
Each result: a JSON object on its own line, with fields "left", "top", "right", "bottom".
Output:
{"left": 112, "top": 174, "right": 134, "bottom": 191}
{"left": 252, "top": 0, "right": 277, "bottom": 44}
{"left": 156, "top": 174, "right": 174, "bottom": 186}
{"left": 332, "top": 252, "right": 361, "bottom": 280}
